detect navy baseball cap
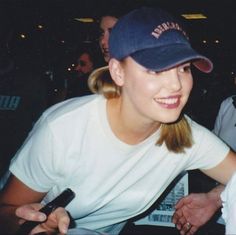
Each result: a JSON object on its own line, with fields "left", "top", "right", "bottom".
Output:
{"left": 109, "top": 7, "right": 213, "bottom": 73}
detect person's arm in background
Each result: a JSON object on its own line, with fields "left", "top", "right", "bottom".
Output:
{"left": 172, "top": 184, "right": 224, "bottom": 235}
{"left": 0, "top": 174, "right": 70, "bottom": 234}
{"left": 212, "top": 98, "right": 226, "bottom": 136}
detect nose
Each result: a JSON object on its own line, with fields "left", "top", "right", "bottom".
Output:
{"left": 101, "top": 31, "right": 109, "bottom": 47}
{"left": 162, "top": 68, "right": 182, "bottom": 91}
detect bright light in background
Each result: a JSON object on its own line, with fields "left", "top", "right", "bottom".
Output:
{"left": 67, "top": 63, "right": 76, "bottom": 72}
{"left": 20, "top": 34, "right": 26, "bottom": 39}
{"left": 181, "top": 13, "right": 207, "bottom": 20}
{"left": 37, "top": 24, "right": 43, "bottom": 29}
{"left": 74, "top": 18, "right": 94, "bottom": 23}
{"left": 202, "top": 39, "right": 220, "bottom": 44}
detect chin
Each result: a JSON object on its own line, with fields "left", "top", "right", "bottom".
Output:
{"left": 159, "top": 113, "right": 182, "bottom": 124}
{"left": 103, "top": 54, "right": 110, "bottom": 63}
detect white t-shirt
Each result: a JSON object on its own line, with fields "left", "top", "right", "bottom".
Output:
{"left": 10, "top": 94, "right": 229, "bottom": 234}
{"left": 221, "top": 172, "right": 236, "bottom": 234}
{"left": 213, "top": 96, "right": 236, "bottom": 226}
{"left": 213, "top": 95, "right": 236, "bottom": 151}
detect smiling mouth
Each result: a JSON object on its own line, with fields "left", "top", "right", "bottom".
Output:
{"left": 155, "top": 97, "right": 179, "bottom": 105}
{"left": 102, "top": 48, "right": 109, "bottom": 54}
{"left": 154, "top": 96, "right": 181, "bottom": 108}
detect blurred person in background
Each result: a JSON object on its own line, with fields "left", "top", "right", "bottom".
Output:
{"left": 98, "top": 9, "right": 122, "bottom": 63}
{"left": 66, "top": 48, "right": 96, "bottom": 99}
{"left": 99, "top": 15, "right": 118, "bottom": 63}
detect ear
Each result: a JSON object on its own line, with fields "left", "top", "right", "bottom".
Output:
{"left": 108, "top": 58, "right": 125, "bottom": 86}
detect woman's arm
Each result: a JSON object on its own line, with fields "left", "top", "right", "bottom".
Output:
{"left": 0, "top": 174, "right": 46, "bottom": 233}
{"left": 0, "top": 174, "right": 70, "bottom": 234}
{"left": 201, "top": 150, "right": 236, "bottom": 185}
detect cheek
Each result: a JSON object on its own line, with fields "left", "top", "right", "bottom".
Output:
{"left": 184, "top": 78, "right": 194, "bottom": 94}
{"left": 88, "top": 63, "right": 93, "bottom": 70}
{"left": 126, "top": 75, "right": 161, "bottom": 97}
{"left": 129, "top": 81, "right": 160, "bottom": 104}
{"left": 99, "top": 39, "right": 103, "bottom": 48}
{"left": 137, "top": 80, "right": 162, "bottom": 97}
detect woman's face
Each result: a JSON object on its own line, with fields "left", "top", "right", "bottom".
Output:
{"left": 112, "top": 57, "right": 193, "bottom": 124}
{"left": 99, "top": 16, "right": 118, "bottom": 63}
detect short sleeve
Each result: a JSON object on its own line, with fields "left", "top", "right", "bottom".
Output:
{"left": 9, "top": 115, "right": 64, "bottom": 192}
{"left": 185, "top": 119, "right": 230, "bottom": 171}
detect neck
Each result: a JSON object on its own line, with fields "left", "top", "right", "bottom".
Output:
{"left": 107, "top": 97, "right": 160, "bottom": 145}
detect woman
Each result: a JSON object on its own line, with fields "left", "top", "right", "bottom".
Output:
{"left": 98, "top": 12, "right": 119, "bottom": 63}
{"left": 1, "top": 7, "right": 236, "bottom": 235}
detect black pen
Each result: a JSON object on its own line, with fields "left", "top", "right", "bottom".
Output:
{"left": 16, "top": 188, "right": 75, "bottom": 235}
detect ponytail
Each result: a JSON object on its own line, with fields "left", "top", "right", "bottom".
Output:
{"left": 157, "top": 115, "right": 193, "bottom": 153}
{"left": 88, "top": 66, "right": 120, "bottom": 99}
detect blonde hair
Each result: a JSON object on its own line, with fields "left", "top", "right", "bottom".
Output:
{"left": 88, "top": 67, "right": 193, "bottom": 153}
{"left": 88, "top": 66, "right": 121, "bottom": 99}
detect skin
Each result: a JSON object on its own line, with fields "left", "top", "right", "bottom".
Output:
{"left": 107, "top": 57, "right": 193, "bottom": 145}
{"left": 173, "top": 185, "right": 225, "bottom": 235}
{"left": 1, "top": 57, "right": 236, "bottom": 234}
{"left": 0, "top": 175, "right": 69, "bottom": 234}
{"left": 99, "top": 16, "right": 118, "bottom": 62}
{"left": 74, "top": 52, "right": 94, "bottom": 76}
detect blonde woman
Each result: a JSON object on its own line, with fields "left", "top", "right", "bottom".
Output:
{"left": 1, "top": 7, "right": 236, "bottom": 235}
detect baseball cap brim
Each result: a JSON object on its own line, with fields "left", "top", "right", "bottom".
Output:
{"left": 130, "top": 44, "right": 213, "bottom": 73}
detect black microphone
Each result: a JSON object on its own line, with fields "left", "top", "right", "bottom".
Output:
{"left": 16, "top": 188, "right": 75, "bottom": 235}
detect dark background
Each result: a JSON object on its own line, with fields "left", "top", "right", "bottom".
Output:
{"left": 1, "top": 0, "right": 236, "bottom": 75}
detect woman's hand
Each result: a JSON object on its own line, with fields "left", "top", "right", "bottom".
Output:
{"left": 172, "top": 189, "right": 222, "bottom": 235}
{"left": 16, "top": 203, "right": 70, "bottom": 234}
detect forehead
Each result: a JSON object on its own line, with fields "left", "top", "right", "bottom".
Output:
{"left": 100, "top": 16, "right": 118, "bottom": 30}
{"left": 79, "top": 53, "right": 91, "bottom": 61}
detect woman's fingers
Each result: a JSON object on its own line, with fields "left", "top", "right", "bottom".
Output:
{"left": 15, "top": 204, "right": 70, "bottom": 235}
{"left": 54, "top": 207, "right": 70, "bottom": 234}
{"left": 15, "top": 204, "right": 46, "bottom": 222}
{"left": 31, "top": 207, "right": 70, "bottom": 234}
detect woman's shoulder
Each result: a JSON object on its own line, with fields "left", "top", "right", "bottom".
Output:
{"left": 42, "top": 94, "right": 103, "bottom": 122}
{"left": 185, "top": 115, "right": 229, "bottom": 154}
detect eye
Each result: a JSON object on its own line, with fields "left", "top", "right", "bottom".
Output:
{"left": 179, "top": 63, "right": 191, "bottom": 73}
{"left": 147, "top": 69, "right": 158, "bottom": 75}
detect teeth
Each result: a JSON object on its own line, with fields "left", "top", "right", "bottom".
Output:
{"left": 155, "top": 98, "right": 178, "bottom": 104}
